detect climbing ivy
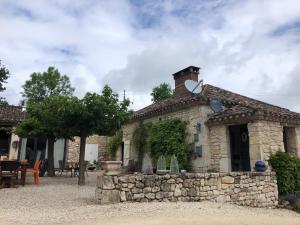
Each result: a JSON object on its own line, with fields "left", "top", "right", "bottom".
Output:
{"left": 0, "top": 127, "right": 12, "bottom": 134}
{"left": 148, "top": 119, "right": 190, "bottom": 170}
{"left": 132, "top": 122, "right": 151, "bottom": 170}
{"left": 108, "top": 130, "right": 123, "bottom": 160}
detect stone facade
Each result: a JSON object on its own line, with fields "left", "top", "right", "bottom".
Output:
{"left": 96, "top": 172, "right": 278, "bottom": 208}
{"left": 208, "top": 125, "right": 230, "bottom": 172}
{"left": 123, "top": 112, "right": 300, "bottom": 173}
{"left": 286, "top": 127, "right": 300, "bottom": 157}
{"left": 67, "top": 135, "right": 110, "bottom": 162}
{"left": 122, "top": 105, "right": 213, "bottom": 172}
{"left": 248, "top": 121, "right": 285, "bottom": 169}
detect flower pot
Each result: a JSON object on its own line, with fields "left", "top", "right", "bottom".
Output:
{"left": 255, "top": 161, "right": 268, "bottom": 172}
{"left": 101, "top": 161, "right": 122, "bottom": 175}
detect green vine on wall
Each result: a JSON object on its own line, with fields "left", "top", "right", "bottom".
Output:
{"left": 0, "top": 127, "right": 12, "bottom": 134}
{"left": 148, "top": 119, "right": 190, "bottom": 170}
{"left": 132, "top": 119, "right": 191, "bottom": 170}
{"left": 108, "top": 130, "right": 123, "bottom": 160}
{"left": 132, "top": 122, "right": 151, "bottom": 170}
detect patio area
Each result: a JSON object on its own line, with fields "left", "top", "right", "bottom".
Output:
{"left": 0, "top": 172, "right": 299, "bottom": 225}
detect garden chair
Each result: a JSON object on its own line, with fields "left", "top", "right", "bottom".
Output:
{"left": 58, "top": 160, "right": 72, "bottom": 176}
{"left": 73, "top": 161, "right": 89, "bottom": 177}
{"left": 25, "top": 150, "right": 42, "bottom": 184}
{"left": 26, "top": 160, "right": 41, "bottom": 184}
{"left": 0, "top": 160, "right": 21, "bottom": 188}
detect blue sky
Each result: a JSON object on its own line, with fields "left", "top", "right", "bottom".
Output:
{"left": 1, "top": 0, "right": 300, "bottom": 111}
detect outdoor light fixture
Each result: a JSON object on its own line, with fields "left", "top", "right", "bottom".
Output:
{"left": 194, "top": 122, "right": 201, "bottom": 132}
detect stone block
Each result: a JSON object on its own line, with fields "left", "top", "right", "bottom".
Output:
{"left": 188, "top": 188, "right": 197, "bottom": 197}
{"left": 118, "top": 176, "right": 129, "bottom": 183}
{"left": 128, "top": 183, "right": 135, "bottom": 189}
{"left": 152, "top": 186, "right": 160, "bottom": 193}
{"left": 100, "top": 190, "right": 120, "bottom": 204}
{"left": 156, "top": 192, "right": 163, "bottom": 199}
{"left": 136, "top": 182, "right": 144, "bottom": 188}
{"left": 126, "top": 192, "right": 133, "bottom": 201}
{"left": 161, "top": 182, "right": 171, "bottom": 192}
{"left": 143, "top": 187, "right": 152, "bottom": 193}
{"left": 144, "top": 176, "right": 155, "bottom": 187}
{"left": 133, "top": 193, "right": 144, "bottom": 200}
{"left": 132, "top": 188, "right": 142, "bottom": 194}
{"left": 174, "top": 185, "right": 182, "bottom": 197}
{"left": 167, "top": 179, "right": 176, "bottom": 184}
{"left": 120, "top": 191, "right": 126, "bottom": 202}
{"left": 101, "top": 176, "right": 115, "bottom": 190}
{"left": 145, "top": 193, "right": 155, "bottom": 200}
{"left": 222, "top": 176, "right": 234, "bottom": 184}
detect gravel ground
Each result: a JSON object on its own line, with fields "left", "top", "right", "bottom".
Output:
{"left": 0, "top": 172, "right": 299, "bottom": 225}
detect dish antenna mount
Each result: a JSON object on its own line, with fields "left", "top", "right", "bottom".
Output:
{"left": 184, "top": 79, "right": 203, "bottom": 94}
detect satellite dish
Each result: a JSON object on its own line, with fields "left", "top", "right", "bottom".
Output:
{"left": 184, "top": 80, "right": 203, "bottom": 94}
{"left": 210, "top": 98, "right": 224, "bottom": 113}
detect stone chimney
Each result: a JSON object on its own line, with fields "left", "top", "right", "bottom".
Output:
{"left": 172, "top": 66, "right": 200, "bottom": 96}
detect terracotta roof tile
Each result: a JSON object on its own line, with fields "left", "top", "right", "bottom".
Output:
{"left": 0, "top": 105, "right": 26, "bottom": 124}
{"left": 133, "top": 84, "right": 300, "bottom": 123}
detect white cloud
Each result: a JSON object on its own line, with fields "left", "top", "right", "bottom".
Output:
{"left": 1, "top": 0, "right": 300, "bottom": 112}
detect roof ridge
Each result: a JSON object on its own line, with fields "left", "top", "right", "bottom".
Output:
{"left": 202, "top": 84, "right": 291, "bottom": 112}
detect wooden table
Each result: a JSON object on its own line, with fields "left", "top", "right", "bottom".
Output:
{"left": 0, "top": 160, "right": 24, "bottom": 188}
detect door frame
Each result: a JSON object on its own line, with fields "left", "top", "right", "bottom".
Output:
{"left": 229, "top": 124, "right": 251, "bottom": 171}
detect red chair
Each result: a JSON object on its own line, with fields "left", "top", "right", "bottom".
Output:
{"left": 26, "top": 160, "right": 41, "bottom": 184}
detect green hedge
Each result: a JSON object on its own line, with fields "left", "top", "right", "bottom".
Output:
{"left": 148, "top": 119, "right": 190, "bottom": 170}
{"left": 132, "top": 119, "right": 191, "bottom": 170}
{"left": 269, "top": 152, "right": 300, "bottom": 196}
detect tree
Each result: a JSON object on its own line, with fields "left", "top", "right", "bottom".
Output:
{"left": 150, "top": 83, "right": 173, "bottom": 103}
{"left": 68, "top": 85, "right": 132, "bottom": 185}
{"left": 15, "top": 96, "right": 78, "bottom": 176}
{"left": 21, "top": 66, "right": 74, "bottom": 103}
{"left": 0, "top": 61, "right": 10, "bottom": 105}
{"left": 19, "top": 67, "right": 75, "bottom": 175}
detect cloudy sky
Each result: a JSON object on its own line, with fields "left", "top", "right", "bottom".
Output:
{"left": 1, "top": 0, "right": 300, "bottom": 111}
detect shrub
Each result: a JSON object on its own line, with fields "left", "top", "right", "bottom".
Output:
{"left": 269, "top": 152, "right": 300, "bottom": 196}
{"left": 108, "top": 130, "right": 123, "bottom": 160}
{"left": 148, "top": 119, "right": 190, "bottom": 170}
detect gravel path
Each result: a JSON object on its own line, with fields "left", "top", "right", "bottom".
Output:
{"left": 0, "top": 172, "right": 299, "bottom": 225}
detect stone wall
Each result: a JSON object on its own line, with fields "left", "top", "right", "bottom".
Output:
{"left": 9, "top": 129, "right": 19, "bottom": 160}
{"left": 122, "top": 105, "right": 213, "bottom": 172}
{"left": 67, "top": 135, "right": 110, "bottom": 162}
{"left": 295, "top": 127, "right": 300, "bottom": 157}
{"left": 96, "top": 172, "right": 278, "bottom": 208}
{"left": 248, "top": 121, "right": 284, "bottom": 168}
{"left": 208, "top": 125, "right": 230, "bottom": 172}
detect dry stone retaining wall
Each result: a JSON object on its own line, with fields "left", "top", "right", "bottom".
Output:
{"left": 96, "top": 172, "right": 278, "bottom": 208}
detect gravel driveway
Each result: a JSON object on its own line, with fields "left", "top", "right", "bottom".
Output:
{"left": 0, "top": 172, "right": 299, "bottom": 225}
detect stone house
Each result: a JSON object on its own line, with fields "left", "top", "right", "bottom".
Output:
{"left": 0, "top": 105, "right": 110, "bottom": 168}
{"left": 0, "top": 105, "right": 25, "bottom": 160}
{"left": 121, "top": 66, "right": 300, "bottom": 172}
